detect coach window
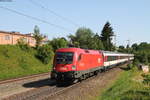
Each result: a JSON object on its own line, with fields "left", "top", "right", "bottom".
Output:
{"left": 107, "top": 56, "right": 117, "bottom": 61}
{"left": 107, "top": 56, "right": 112, "bottom": 61}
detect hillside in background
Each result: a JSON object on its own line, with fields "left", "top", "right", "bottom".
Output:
{"left": 0, "top": 45, "right": 51, "bottom": 80}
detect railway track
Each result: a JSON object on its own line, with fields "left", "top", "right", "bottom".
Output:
{"left": 2, "top": 75, "right": 99, "bottom": 100}
{"left": 2, "top": 67, "right": 117, "bottom": 100}
{"left": 1, "top": 64, "right": 128, "bottom": 100}
{"left": 36, "top": 68, "right": 113, "bottom": 100}
{"left": 0, "top": 72, "right": 50, "bottom": 85}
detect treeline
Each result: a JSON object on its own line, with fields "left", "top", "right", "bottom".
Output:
{"left": 19, "top": 22, "right": 149, "bottom": 65}
{"left": 118, "top": 42, "right": 150, "bottom": 65}
{"left": 68, "top": 22, "right": 114, "bottom": 50}
{"left": 132, "top": 43, "right": 150, "bottom": 65}
{"left": 28, "top": 22, "right": 115, "bottom": 64}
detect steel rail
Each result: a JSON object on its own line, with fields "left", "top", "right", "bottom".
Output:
{"left": 0, "top": 72, "right": 50, "bottom": 85}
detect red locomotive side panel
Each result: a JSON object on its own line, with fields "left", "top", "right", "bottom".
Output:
{"left": 77, "top": 52, "right": 104, "bottom": 71}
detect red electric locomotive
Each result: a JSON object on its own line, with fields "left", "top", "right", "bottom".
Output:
{"left": 51, "top": 48, "right": 134, "bottom": 82}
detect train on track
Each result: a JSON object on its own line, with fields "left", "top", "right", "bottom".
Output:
{"left": 51, "top": 48, "right": 134, "bottom": 83}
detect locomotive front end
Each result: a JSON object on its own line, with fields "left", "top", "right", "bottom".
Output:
{"left": 51, "top": 49, "right": 77, "bottom": 82}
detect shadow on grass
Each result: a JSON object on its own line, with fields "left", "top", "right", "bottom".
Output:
{"left": 119, "top": 66, "right": 131, "bottom": 71}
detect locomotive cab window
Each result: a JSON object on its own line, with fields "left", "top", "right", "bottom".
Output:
{"left": 56, "top": 52, "right": 74, "bottom": 64}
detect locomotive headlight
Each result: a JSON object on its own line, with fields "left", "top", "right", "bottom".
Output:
{"left": 72, "top": 65, "right": 76, "bottom": 70}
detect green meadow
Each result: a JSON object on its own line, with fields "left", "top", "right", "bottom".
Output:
{"left": 99, "top": 67, "right": 150, "bottom": 100}
{"left": 0, "top": 45, "right": 51, "bottom": 80}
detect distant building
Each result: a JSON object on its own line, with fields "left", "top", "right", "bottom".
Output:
{"left": 41, "top": 35, "right": 49, "bottom": 45}
{"left": 0, "top": 30, "right": 48, "bottom": 46}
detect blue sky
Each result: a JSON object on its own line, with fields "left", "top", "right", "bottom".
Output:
{"left": 0, "top": 0, "right": 149, "bottom": 46}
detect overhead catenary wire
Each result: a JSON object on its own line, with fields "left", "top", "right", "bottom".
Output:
{"left": 0, "top": 6, "right": 73, "bottom": 32}
{"left": 29, "top": 0, "right": 79, "bottom": 27}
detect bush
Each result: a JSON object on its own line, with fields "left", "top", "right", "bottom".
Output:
{"left": 36, "top": 44, "right": 54, "bottom": 64}
{"left": 17, "top": 38, "right": 31, "bottom": 52}
{"left": 142, "top": 74, "right": 150, "bottom": 85}
{"left": 49, "top": 38, "right": 68, "bottom": 52}
{"left": 2, "top": 47, "right": 10, "bottom": 58}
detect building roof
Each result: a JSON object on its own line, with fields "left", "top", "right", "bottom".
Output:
{"left": 0, "top": 30, "right": 33, "bottom": 37}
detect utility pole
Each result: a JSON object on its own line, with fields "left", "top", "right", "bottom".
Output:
{"left": 127, "top": 39, "right": 130, "bottom": 47}
{"left": 113, "top": 34, "right": 116, "bottom": 51}
{"left": 127, "top": 39, "right": 130, "bottom": 53}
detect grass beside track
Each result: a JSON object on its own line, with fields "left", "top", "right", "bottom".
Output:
{"left": 97, "top": 67, "right": 150, "bottom": 100}
{"left": 0, "top": 45, "right": 52, "bottom": 80}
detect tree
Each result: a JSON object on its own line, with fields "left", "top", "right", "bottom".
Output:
{"left": 101, "top": 22, "right": 114, "bottom": 51}
{"left": 126, "top": 44, "right": 130, "bottom": 53}
{"left": 118, "top": 45, "right": 125, "bottom": 52}
{"left": 138, "top": 42, "right": 150, "bottom": 51}
{"left": 33, "top": 25, "right": 44, "bottom": 48}
{"left": 130, "top": 42, "right": 150, "bottom": 65}
{"left": 131, "top": 43, "right": 138, "bottom": 53}
{"left": 76, "top": 27, "right": 94, "bottom": 49}
{"left": 36, "top": 44, "right": 54, "bottom": 64}
{"left": 88, "top": 33, "right": 104, "bottom": 50}
{"left": 49, "top": 37, "right": 68, "bottom": 52}
{"left": 68, "top": 27, "right": 104, "bottom": 50}
{"left": 141, "top": 52, "right": 149, "bottom": 65}
{"left": 69, "top": 27, "right": 93, "bottom": 49}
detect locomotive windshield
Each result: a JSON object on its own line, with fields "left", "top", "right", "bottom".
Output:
{"left": 55, "top": 52, "right": 74, "bottom": 64}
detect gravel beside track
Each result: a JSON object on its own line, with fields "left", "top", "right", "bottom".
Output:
{"left": 0, "top": 73, "right": 50, "bottom": 99}
{"left": 47, "top": 67, "right": 122, "bottom": 100}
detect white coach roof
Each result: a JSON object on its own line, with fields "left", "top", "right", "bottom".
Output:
{"left": 101, "top": 51, "right": 134, "bottom": 56}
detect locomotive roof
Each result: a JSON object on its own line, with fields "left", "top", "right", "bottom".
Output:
{"left": 56, "top": 48, "right": 134, "bottom": 56}
{"left": 56, "top": 48, "right": 81, "bottom": 51}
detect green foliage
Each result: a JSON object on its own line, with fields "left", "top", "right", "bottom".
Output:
{"left": 49, "top": 37, "right": 68, "bottom": 52}
{"left": 17, "top": 37, "right": 31, "bottom": 52}
{"left": 2, "top": 47, "right": 10, "bottom": 58}
{"left": 131, "top": 42, "right": 150, "bottom": 65}
{"left": 100, "top": 68, "right": 150, "bottom": 100}
{"left": 101, "top": 21, "right": 114, "bottom": 51}
{"left": 69, "top": 27, "right": 93, "bottom": 49}
{"left": 118, "top": 45, "right": 132, "bottom": 53}
{"left": 33, "top": 25, "right": 44, "bottom": 48}
{"left": 142, "top": 74, "right": 150, "bottom": 85}
{"left": 133, "top": 58, "right": 140, "bottom": 65}
{"left": 118, "top": 45, "right": 126, "bottom": 52}
{"left": 132, "top": 43, "right": 138, "bottom": 51}
{"left": 0, "top": 45, "right": 51, "bottom": 80}
{"left": 36, "top": 44, "right": 54, "bottom": 64}
{"left": 88, "top": 34, "right": 104, "bottom": 50}
{"left": 68, "top": 27, "right": 104, "bottom": 50}
{"left": 118, "top": 42, "right": 150, "bottom": 65}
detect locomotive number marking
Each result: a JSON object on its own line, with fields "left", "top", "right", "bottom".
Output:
{"left": 79, "top": 63, "right": 84, "bottom": 67}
